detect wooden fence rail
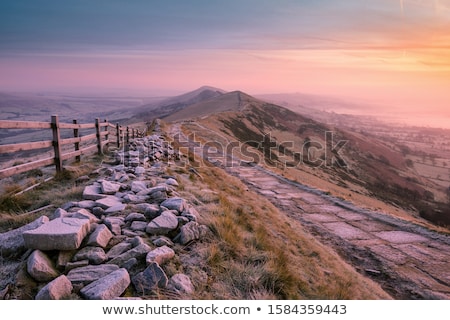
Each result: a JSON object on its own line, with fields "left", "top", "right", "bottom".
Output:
{"left": 0, "top": 115, "right": 143, "bottom": 179}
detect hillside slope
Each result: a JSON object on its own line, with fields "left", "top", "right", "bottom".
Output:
{"left": 125, "top": 86, "right": 225, "bottom": 125}
{"left": 170, "top": 92, "right": 446, "bottom": 227}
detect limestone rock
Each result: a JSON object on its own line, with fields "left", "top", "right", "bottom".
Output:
{"left": 146, "top": 245, "right": 175, "bottom": 265}
{"left": 106, "top": 242, "right": 133, "bottom": 260}
{"left": 73, "top": 246, "right": 107, "bottom": 265}
{"left": 23, "top": 218, "right": 90, "bottom": 251}
{"left": 35, "top": 275, "right": 73, "bottom": 300}
{"left": 182, "top": 206, "right": 199, "bottom": 222}
{"left": 27, "top": 250, "right": 59, "bottom": 282}
{"left": 0, "top": 216, "right": 48, "bottom": 258}
{"left": 80, "top": 268, "right": 130, "bottom": 300}
{"left": 104, "top": 217, "right": 124, "bottom": 235}
{"left": 82, "top": 184, "right": 105, "bottom": 200}
{"left": 160, "top": 197, "right": 186, "bottom": 213}
{"left": 69, "top": 209, "right": 100, "bottom": 223}
{"left": 108, "top": 243, "right": 152, "bottom": 267}
{"left": 100, "top": 180, "right": 121, "bottom": 195}
{"left": 65, "top": 260, "right": 89, "bottom": 272}
{"left": 95, "top": 196, "right": 123, "bottom": 210}
{"left": 125, "top": 212, "right": 146, "bottom": 222}
{"left": 145, "top": 211, "right": 178, "bottom": 235}
{"left": 152, "top": 236, "right": 174, "bottom": 247}
{"left": 175, "top": 221, "right": 204, "bottom": 245}
{"left": 130, "top": 221, "right": 148, "bottom": 232}
{"left": 57, "top": 251, "right": 76, "bottom": 270}
{"left": 67, "top": 264, "right": 120, "bottom": 286}
{"left": 105, "top": 203, "right": 127, "bottom": 214}
{"left": 141, "top": 203, "right": 161, "bottom": 220}
{"left": 76, "top": 200, "right": 96, "bottom": 209}
{"left": 87, "top": 224, "right": 113, "bottom": 248}
{"left": 132, "top": 262, "right": 168, "bottom": 295}
{"left": 130, "top": 181, "right": 148, "bottom": 193}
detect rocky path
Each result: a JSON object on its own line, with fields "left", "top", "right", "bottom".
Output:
{"left": 0, "top": 124, "right": 207, "bottom": 300}
{"left": 173, "top": 123, "right": 450, "bottom": 299}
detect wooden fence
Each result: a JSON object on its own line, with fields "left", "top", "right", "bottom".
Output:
{"left": 0, "top": 115, "right": 143, "bottom": 179}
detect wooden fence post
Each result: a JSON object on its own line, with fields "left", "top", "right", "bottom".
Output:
{"left": 95, "top": 118, "right": 102, "bottom": 155}
{"left": 73, "top": 119, "right": 80, "bottom": 162}
{"left": 126, "top": 126, "right": 130, "bottom": 144}
{"left": 51, "top": 115, "right": 63, "bottom": 173}
{"left": 116, "top": 123, "right": 120, "bottom": 147}
{"left": 104, "top": 119, "right": 109, "bottom": 152}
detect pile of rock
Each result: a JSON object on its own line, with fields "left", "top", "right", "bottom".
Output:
{"left": 0, "top": 133, "right": 208, "bottom": 300}
{"left": 113, "top": 133, "right": 180, "bottom": 167}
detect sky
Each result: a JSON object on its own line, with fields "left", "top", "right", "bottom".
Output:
{"left": 0, "top": 0, "right": 449, "bottom": 126}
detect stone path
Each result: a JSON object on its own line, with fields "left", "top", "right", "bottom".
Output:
{"left": 232, "top": 165, "right": 450, "bottom": 299}
{"left": 173, "top": 123, "right": 450, "bottom": 299}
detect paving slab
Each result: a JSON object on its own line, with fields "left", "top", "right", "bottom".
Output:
{"left": 335, "top": 210, "right": 366, "bottom": 221}
{"left": 374, "top": 231, "right": 428, "bottom": 244}
{"left": 307, "top": 214, "right": 341, "bottom": 223}
{"left": 394, "top": 243, "right": 449, "bottom": 262}
{"left": 298, "top": 194, "right": 324, "bottom": 204}
{"left": 370, "top": 244, "right": 409, "bottom": 264}
{"left": 313, "top": 205, "right": 347, "bottom": 215}
{"left": 322, "top": 222, "right": 372, "bottom": 240}
{"left": 350, "top": 220, "right": 397, "bottom": 232}
{"left": 351, "top": 239, "right": 385, "bottom": 247}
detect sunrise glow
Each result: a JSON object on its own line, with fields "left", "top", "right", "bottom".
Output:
{"left": 0, "top": 0, "right": 449, "bottom": 125}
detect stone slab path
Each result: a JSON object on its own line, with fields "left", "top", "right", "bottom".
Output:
{"left": 231, "top": 165, "right": 450, "bottom": 299}
{"left": 173, "top": 123, "right": 450, "bottom": 299}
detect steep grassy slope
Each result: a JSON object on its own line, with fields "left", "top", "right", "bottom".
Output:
{"left": 126, "top": 87, "right": 225, "bottom": 125}
{"left": 173, "top": 93, "right": 448, "bottom": 229}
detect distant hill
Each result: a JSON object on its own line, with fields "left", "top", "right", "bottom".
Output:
{"left": 164, "top": 90, "right": 259, "bottom": 121}
{"left": 0, "top": 92, "right": 145, "bottom": 123}
{"left": 124, "top": 86, "right": 225, "bottom": 124}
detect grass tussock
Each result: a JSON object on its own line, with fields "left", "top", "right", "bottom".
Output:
{"left": 0, "top": 156, "right": 101, "bottom": 232}
{"left": 173, "top": 156, "right": 391, "bottom": 299}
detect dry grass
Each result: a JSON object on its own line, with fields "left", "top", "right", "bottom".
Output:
{"left": 173, "top": 156, "right": 391, "bottom": 299}
{"left": 0, "top": 156, "right": 101, "bottom": 232}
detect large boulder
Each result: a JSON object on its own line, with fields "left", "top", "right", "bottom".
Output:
{"left": 86, "top": 224, "right": 113, "bottom": 248}
{"left": 146, "top": 246, "right": 175, "bottom": 265}
{"left": 160, "top": 197, "right": 186, "bottom": 213}
{"left": 100, "top": 180, "right": 121, "bottom": 195}
{"left": 132, "top": 262, "right": 168, "bottom": 295}
{"left": 108, "top": 243, "right": 152, "bottom": 267}
{"left": 35, "top": 275, "right": 73, "bottom": 300}
{"left": 145, "top": 211, "right": 178, "bottom": 235}
{"left": 82, "top": 184, "right": 105, "bottom": 200}
{"left": 67, "top": 264, "right": 120, "bottom": 286}
{"left": 95, "top": 196, "right": 123, "bottom": 210}
{"left": 80, "top": 268, "right": 130, "bottom": 300}
{"left": 23, "top": 218, "right": 90, "bottom": 251}
{"left": 175, "top": 221, "right": 207, "bottom": 245}
{"left": 73, "top": 247, "right": 107, "bottom": 265}
{"left": 27, "top": 250, "right": 59, "bottom": 282}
